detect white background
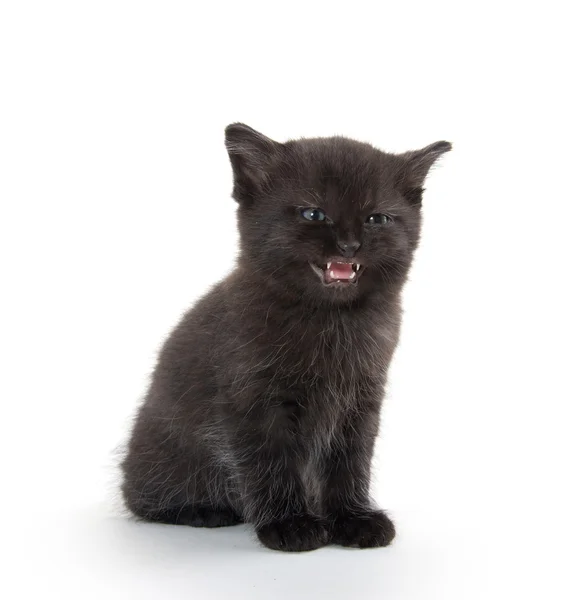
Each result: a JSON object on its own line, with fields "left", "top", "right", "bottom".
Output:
{"left": 1, "top": 1, "right": 587, "bottom": 598}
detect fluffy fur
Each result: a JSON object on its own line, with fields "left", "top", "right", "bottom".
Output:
{"left": 121, "top": 124, "right": 450, "bottom": 551}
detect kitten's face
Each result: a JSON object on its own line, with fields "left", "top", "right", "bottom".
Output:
{"left": 226, "top": 124, "right": 450, "bottom": 304}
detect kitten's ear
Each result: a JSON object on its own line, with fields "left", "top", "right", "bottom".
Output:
{"left": 225, "top": 123, "right": 283, "bottom": 203}
{"left": 395, "top": 141, "right": 452, "bottom": 204}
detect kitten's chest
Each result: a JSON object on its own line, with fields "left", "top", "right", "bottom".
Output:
{"left": 291, "top": 312, "right": 397, "bottom": 379}
{"left": 293, "top": 319, "right": 394, "bottom": 450}
{"left": 225, "top": 304, "right": 399, "bottom": 407}
{"left": 255, "top": 313, "right": 397, "bottom": 423}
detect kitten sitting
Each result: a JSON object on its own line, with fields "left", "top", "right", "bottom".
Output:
{"left": 121, "top": 124, "right": 450, "bottom": 551}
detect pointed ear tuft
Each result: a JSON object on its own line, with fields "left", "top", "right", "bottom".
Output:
{"left": 225, "top": 123, "right": 282, "bottom": 203}
{"left": 396, "top": 141, "right": 452, "bottom": 201}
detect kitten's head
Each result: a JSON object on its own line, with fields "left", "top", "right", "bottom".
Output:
{"left": 226, "top": 123, "right": 450, "bottom": 305}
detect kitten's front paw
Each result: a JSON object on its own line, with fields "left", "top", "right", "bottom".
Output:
{"left": 256, "top": 515, "right": 330, "bottom": 552}
{"left": 331, "top": 510, "right": 395, "bottom": 548}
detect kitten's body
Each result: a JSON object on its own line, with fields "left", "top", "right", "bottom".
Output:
{"left": 122, "top": 125, "right": 450, "bottom": 551}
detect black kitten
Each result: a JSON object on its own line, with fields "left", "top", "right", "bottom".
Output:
{"left": 121, "top": 124, "right": 450, "bottom": 552}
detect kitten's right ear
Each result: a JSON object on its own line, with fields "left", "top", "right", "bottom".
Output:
{"left": 225, "top": 123, "right": 283, "bottom": 204}
{"left": 395, "top": 140, "right": 452, "bottom": 205}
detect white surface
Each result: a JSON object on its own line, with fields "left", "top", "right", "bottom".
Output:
{"left": 1, "top": 1, "right": 587, "bottom": 599}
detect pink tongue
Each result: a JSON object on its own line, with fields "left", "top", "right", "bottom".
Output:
{"left": 329, "top": 262, "right": 353, "bottom": 280}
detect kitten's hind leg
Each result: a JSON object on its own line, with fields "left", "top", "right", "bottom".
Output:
{"left": 142, "top": 504, "right": 244, "bottom": 528}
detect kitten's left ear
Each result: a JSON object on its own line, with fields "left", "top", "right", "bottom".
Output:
{"left": 395, "top": 141, "right": 452, "bottom": 203}
{"left": 225, "top": 123, "right": 283, "bottom": 204}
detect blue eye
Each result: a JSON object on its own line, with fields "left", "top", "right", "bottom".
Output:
{"left": 366, "top": 214, "right": 393, "bottom": 225}
{"left": 301, "top": 208, "right": 327, "bottom": 221}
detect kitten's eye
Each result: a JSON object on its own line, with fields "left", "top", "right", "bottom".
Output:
{"left": 366, "top": 213, "right": 393, "bottom": 225}
{"left": 301, "top": 207, "right": 327, "bottom": 222}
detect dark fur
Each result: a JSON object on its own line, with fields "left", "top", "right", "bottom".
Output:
{"left": 121, "top": 124, "right": 450, "bottom": 551}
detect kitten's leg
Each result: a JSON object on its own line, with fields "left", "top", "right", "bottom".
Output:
{"left": 123, "top": 470, "right": 244, "bottom": 528}
{"left": 122, "top": 428, "right": 243, "bottom": 528}
{"left": 323, "top": 410, "right": 395, "bottom": 548}
{"left": 229, "top": 402, "right": 330, "bottom": 552}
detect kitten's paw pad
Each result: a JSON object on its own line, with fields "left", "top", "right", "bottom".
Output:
{"left": 256, "top": 515, "right": 330, "bottom": 552}
{"left": 331, "top": 510, "right": 395, "bottom": 548}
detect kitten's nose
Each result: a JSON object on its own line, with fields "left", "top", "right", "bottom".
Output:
{"left": 336, "top": 239, "right": 361, "bottom": 257}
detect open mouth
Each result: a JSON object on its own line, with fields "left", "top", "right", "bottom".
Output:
{"left": 310, "top": 260, "right": 364, "bottom": 286}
